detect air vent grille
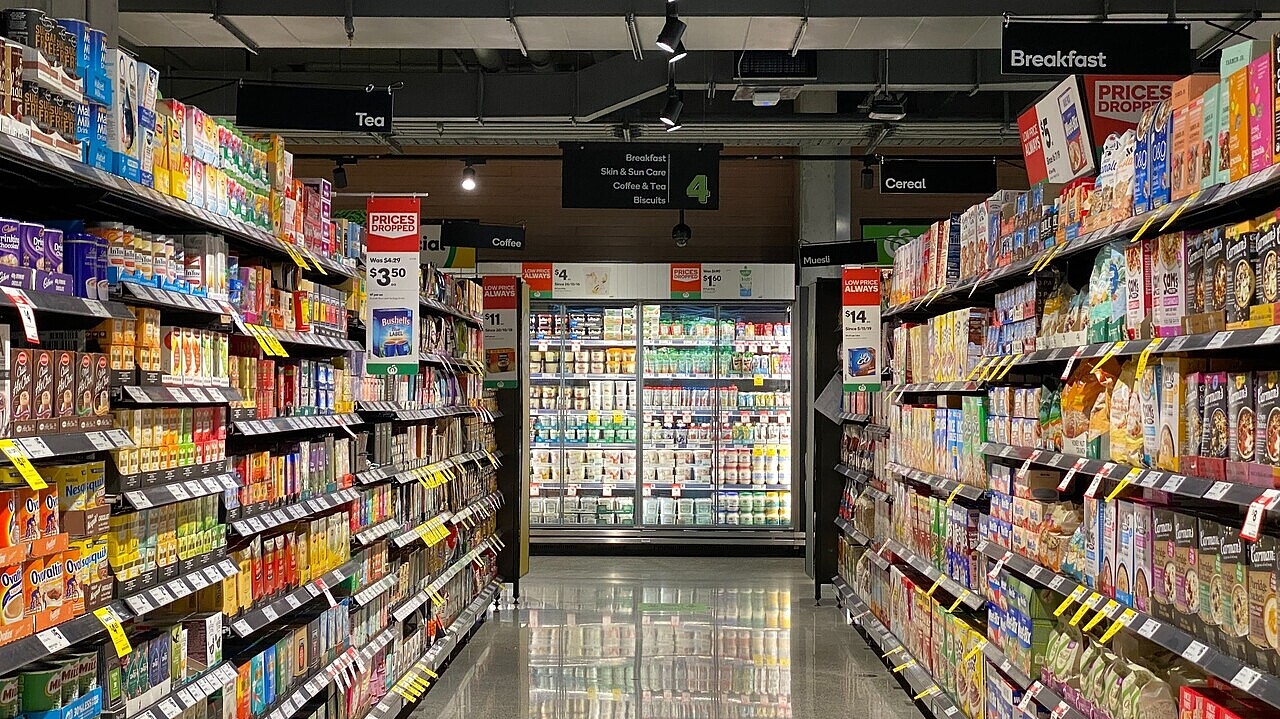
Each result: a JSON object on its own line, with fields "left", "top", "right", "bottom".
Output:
{"left": 734, "top": 51, "right": 818, "bottom": 81}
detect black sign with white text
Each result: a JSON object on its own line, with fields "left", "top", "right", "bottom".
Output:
{"left": 798, "top": 241, "right": 879, "bottom": 267}
{"left": 1001, "top": 21, "right": 1192, "bottom": 76}
{"left": 879, "top": 159, "right": 997, "bottom": 194}
{"left": 440, "top": 220, "right": 526, "bottom": 251}
{"left": 236, "top": 82, "right": 394, "bottom": 133}
{"left": 561, "top": 143, "right": 721, "bottom": 210}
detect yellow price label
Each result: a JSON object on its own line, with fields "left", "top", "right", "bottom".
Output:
{"left": 1106, "top": 469, "right": 1142, "bottom": 501}
{"left": 1099, "top": 609, "right": 1137, "bottom": 643}
{"left": 996, "top": 354, "right": 1022, "bottom": 380}
{"left": 945, "top": 486, "right": 963, "bottom": 506}
{"left": 915, "top": 686, "right": 941, "bottom": 701}
{"left": 988, "top": 354, "right": 1015, "bottom": 381}
{"left": 586, "top": 410, "right": 599, "bottom": 424}
{"left": 882, "top": 646, "right": 905, "bottom": 659}
{"left": 303, "top": 248, "right": 328, "bottom": 275}
{"left": 1094, "top": 341, "right": 1126, "bottom": 368}
{"left": 1054, "top": 586, "right": 1088, "bottom": 616}
{"left": 1131, "top": 211, "right": 1161, "bottom": 243}
{"left": 962, "top": 642, "right": 985, "bottom": 664}
{"left": 966, "top": 357, "right": 990, "bottom": 381}
{"left": 0, "top": 440, "right": 47, "bottom": 489}
{"left": 1135, "top": 338, "right": 1163, "bottom": 379}
{"left": 283, "top": 244, "right": 310, "bottom": 270}
{"left": 1069, "top": 599, "right": 1094, "bottom": 626}
{"left": 247, "top": 325, "right": 276, "bottom": 356}
{"left": 948, "top": 592, "right": 968, "bottom": 613}
{"left": 891, "top": 658, "right": 917, "bottom": 673}
{"left": 753, "top": 375, "right": 764, "bottom": 386}
{"left": 612, "top": 411, "right": 624, "bottom": 424}
{"left": 926, "top": 575, "right": 945, "bottom": 597}
{"left": 423, "top": 669, "right": 438, "bottom": 679}
{"left": 1160, "top": 191, "right": 1201, "bottom": 231}
{"left": 391, "top": 686, "right": 415, "bottom": 701}
{"left": 94, "top": 605, "right": 132, "bottom": 656}
{"left": 1084, "top": 600, "right": 1118, "bottom": 631}
{"left": 264, "top": 332, "right": 288, "bottom": 358}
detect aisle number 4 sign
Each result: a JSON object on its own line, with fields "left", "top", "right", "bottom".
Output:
{"left": 842, "top": 267, "right": 882, "bottom": 392}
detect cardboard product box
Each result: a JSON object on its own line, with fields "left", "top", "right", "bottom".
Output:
{"left": 1249, "top": 54, "right": 1275, "bottom": 174}
{"left": 1173, "top": 511, "right": 1199, "bottom": 632}
{"left": 1185, "top": 88, "right": 1211, "bottom": 198}
{"left": 1134, "top": 104, "right": 1157, "bottom": 214}
{"left": 32, "top": 349, "right": 56, "bottom": 434}
{"left": 1229, "top": 67, "right": 1251, "bottom": 182}
{"left": 136, "top": 61, "right": 158, "bottom": 133}
{"left": 1115, "top": 501, "right": 1136, "bottom": 608}
{"left": 1153, "top": 232, "right": 1187, "bottom": 337}
{"left": 1198, "top": 518, "right": 1224, "bottom": 645}
{"left": 52, "top": 349, "right": 76, "bottom": 432}
{"left": 1217, "top": 79, "right": 1234, "bottom": 186}
{"left": 1084, "top": 496, "right": 1103, "bottom": 593}
{"left": 1225, "top": 220, "right": 1259, "bottom": 326}
{"left": 1222, "top": 39, "right": 1269, "bottom": 78}
{"left": 106, "top": 49, "right": 139, "bottom": 182}
{"left": 1246, "top": 534, "right": 1279, "bottom": 674}
{"left": 1185, "top": 230, "right": 1207, "bottom": 315}
{"left": 1218, "top": 530, "right": 1250, "bottom": 661}
{"left": 1150, "top": 101, "right": 1174, "bottom": 209}
{"left": 1201, "top": 226, "right": 1228, "bottom": 318}
{"left": 1158, "top": 357, "right": 1207, "bottom": 471}
{"left": 1227, "top": 371, "right": 1256, "bottom": 465}
{"left": 1125, "top": 239, "right": 1155, "bottom": 339}
{"left": 1258, "top": 371, "right": 1280, "bottom": 466}
{"left": 1131, "top": 502, "right": 1154, "bottom": 613}
{"left": 1201, "top": 371, "right": 1230, "bottom": 462}
{"left": 1199, "top": 83, "right": 1221, "bottom": 190}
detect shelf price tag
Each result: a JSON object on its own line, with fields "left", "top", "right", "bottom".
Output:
{"left": 247, "top": 325, "right": 277, "bottom": 356}
{"left": 1106, "top": 468, "right": 1142, "bottom": 501}
{"left": 1060, "top": 347, "right": 1085, "bottom": 381}
{"left": 1131, "top": 210, "right": 1162, "bottom": 243}
{"left": 925, "top": 575, "right": 945, "bottom": 597}
{"left": 966, "top": 358, "right": 990, "bottom": 381}
{"left": 1100, "top": 609, "right": 1138, "bottom": 643}
{"left": 1054, "top": 586, "right": 1089, "bottom": 617}
{"left": 1070, "top": 593, "right": 1104, "bottom": 626}
{"left": 1, "top": 287, "right": 39, "bottom": 343}
{"left": 0, "top": 440, "right": 47, "bottom": 489}
{"left": 914, "top": 686, "right": 941, "bottom": 701}
{"left": 1242, "top": 490, "right": 1280, "bottom": 541}
{"left": 1160, "top": 191, "right": 1201, "bottom": 230}
{"left": 1084, "top": 600, "right": 1119, "bottom": 631}
{"left": 1135, "top": 338, "right": 1163, "bottom": 378}
{"left": 94, "top": 605, "right": 132, "bottom": 656}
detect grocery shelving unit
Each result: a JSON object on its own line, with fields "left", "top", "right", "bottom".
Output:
{"left": 0, "top": 121, "right": 511, "bottom": 719}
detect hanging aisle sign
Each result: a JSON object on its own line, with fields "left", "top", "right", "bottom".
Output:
{"left": 842, "top": 267, "right": 882, "bottom": 392}
{"left": 1018, "top": 76, "right": 1097, "bottom": 185}
{"left": 482, "top": 276, "right": 519, "bottom": 389}
{"left": 1001, "top": 21, "right": 1192, "bottom": 76}
{"left": 365, "top": 197, "right": 421, "bottom": 376}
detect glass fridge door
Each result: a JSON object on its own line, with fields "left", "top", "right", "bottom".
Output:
{"left": 639, "top": 304, "right": 719, "bottom": 528}
{"left": 529, "top": 303, "right": 639, "bottom": 529}
{"left": 714, "top": 304, "right": 793, "bottom": 529}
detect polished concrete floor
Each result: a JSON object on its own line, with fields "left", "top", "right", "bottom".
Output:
{"left": 410, "top": 556, "right": 923, "bottom": 718}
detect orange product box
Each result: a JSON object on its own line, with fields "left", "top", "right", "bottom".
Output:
{"left": 1228, "top": 67, "right": 1251, "bottom": 181}
{"left": 1172, "top": 74, "right": 1218, "bottom": 200}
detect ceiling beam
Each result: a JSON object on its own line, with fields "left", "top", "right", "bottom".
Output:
{"left": 119, "top": 0, "right": 1280, "bottom": 17}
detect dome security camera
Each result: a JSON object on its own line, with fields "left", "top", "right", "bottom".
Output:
{"left": 672, "top": 221, "right": 691, "bottom": 248}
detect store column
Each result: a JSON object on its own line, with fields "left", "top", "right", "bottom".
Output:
{"left": 796, "top": 147, "right": 852, "bottom": 285}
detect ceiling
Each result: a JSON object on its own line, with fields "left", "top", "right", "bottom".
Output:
{"left": 117, "top": 1, "right": 1280, "bottom": 148}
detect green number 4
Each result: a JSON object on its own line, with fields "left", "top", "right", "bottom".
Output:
{"left": 685, "top": 174, "right": 710, "bottom": 204}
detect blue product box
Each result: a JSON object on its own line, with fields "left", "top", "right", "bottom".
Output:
{"left": 114, "top": 152, "right": 140, "bottom": 183}
{"left": 371, "top": 307, "right": 414, "bottom": 358}
{"left": 85, "top": 104, "right": 111, "bottom": 170}
{"left": 56, "top": 19, "right": 92, "bottom": 81}
{"left": 1149, "top": 101, "right": 1173, "bottom": 209}
{"left": 250, "top": 654, "right": 265, "bottom": 716}
{"left": 1134, "top": 105, "right": 1155, "bottom": 214}
{"left": 24, "top": 687, "right": 104, "bottom": 719}
{"left": 86, "top": 29, "right": 111, "bottom": 105}
{"left": 263, "top": 645, "right": 276, "bottom": 707}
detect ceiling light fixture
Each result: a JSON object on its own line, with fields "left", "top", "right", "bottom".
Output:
{"left": 656, "top": 3, "right": 686, "bottom": 53}
{"left": 867, "top": 92, "right": 906, "bottom": 122}
{"left": 668, "top": 42, "right": 688, "bottom": 64}
{"left": 860, "top": 158, "right": 875, "bottom": 190}
{"left": 625, "top": 13, "right": 643, "bottom": 61}
{"left": 332, "top": 160, "right": 348, "bottom": 189}
{"left": 461, "top": 163, "right": 477, "bottom": 191}
{"left": 660, "top": 83, "right": 684, "bottom": 128}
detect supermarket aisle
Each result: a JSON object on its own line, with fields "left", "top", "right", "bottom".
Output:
{"left": 410, "top": 557, "right": 921, "bottom": 718}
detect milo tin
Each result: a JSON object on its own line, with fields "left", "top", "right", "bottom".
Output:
{"left": 19, "top": 663, "right": 61, "bottom": 712}
{"left": 71, "top": 650, "right": 97, "bottom": 693}
{"left": 0, "top": 674, "right": 19, "bottom": 719}
{"left": 55, "top": 657, "right": 78, "bottom": 704}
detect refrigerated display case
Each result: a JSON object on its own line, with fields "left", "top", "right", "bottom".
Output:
{"left": 527, "top": 301, "right": 794, "bottom": 538}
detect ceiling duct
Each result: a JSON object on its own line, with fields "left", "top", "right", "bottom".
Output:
{"left": 734, "top": 51, "right": 818, "bottom": 81}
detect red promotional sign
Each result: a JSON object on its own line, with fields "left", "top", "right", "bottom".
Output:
{"left": 670, "top": 263, "right": 702, "bottom": 299}
{"left": 522, "top": 263, "right": 553, "bottom": 298}
{"left": 1018, "top": 76, "right": 1096, "bottom": 186}
{"left": 1018, "top": 112, "right": 1048, "bottom": 185}
{"left": 1084, "top": 75, "right": 1176, "bottom": 141}
{"left": 365, "top": 197, "right": 420, "bottom": 253}
{"left": 483, "top": 275, "right": 518, "bottom": 309}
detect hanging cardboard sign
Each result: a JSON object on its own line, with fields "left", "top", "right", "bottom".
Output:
{"left": 365, "top": 197, "right": 420, "bottom": 375}
{"left": 842, "top": 267, "right": 882, "bottom": 392}
{"left": 482, "top": 276, "right": 519, "bottom": 389}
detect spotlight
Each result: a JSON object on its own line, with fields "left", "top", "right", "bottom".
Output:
{"left": 332, "top": 161, "right": 347, "bottom": 189}
{"left": 665, "top": 122, "right": 683, "bottom": 133}
{"left": 668, "top": 42, "right": 687, "bottom": 64}
{"left": 461, "top": 163, "right": 477, "bottom": 191}
{"left": 660, "top": 86, "right": 684, "bottom": 128}
{"left": 867, "top": 92, "right": 906, "bottom": 122}
{"left": 672, "top": 214, "right": 691, "bottom": 247}
{"left": 860, "top": 163, "right": 875, "bottom": 190}
{"left": 656, "top": 15, "right": 686, "bottom": 53}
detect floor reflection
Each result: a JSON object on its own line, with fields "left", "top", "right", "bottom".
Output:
{"left": 409, "top": 557, "right": 921, "bottom": 719}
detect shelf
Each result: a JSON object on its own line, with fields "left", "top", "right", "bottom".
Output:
{"left": 392, "top": 510, "right": 453, "bottom": 548}
{"left": 831, "top": 576, "right": 966, "bottom": 719}
{"left": 885, "top": 162, "right": 1280, "bottom": 318}
{"left": 982, "top": 442, "right": 1270, "bottom": 508}
{"left": 976, "top": 539, "right": 1280, "bottom": 710}
{"left": 887, "top": 381, "right": 985, "bottom": 395}
{"left": 644, "top": 338, "right": 791, "bottom": 348}
{"left": 0, "top": 428, "right": 135, "bottom": 461}
{"left": 116, "top": 384, "right": 242, "bottom": 405}
{"left": 229, "top": 559, "right": 362, "bottom": 637}
{"left": 261, "top": 624, "right": 398, "bottom": 719}
{"left": 229, "top": 487, "right": 361, "bottom": 536}
{"left": 834, "top": 516, "right": 870, "bottom": 546}
{"left": 530, "top": 372, "right": 634, "bottom": 381}
{"left": 885, "top": 462, "right": 987, "bottom": 502}
{"left": 391, "top": 449, "right": 502, "bottom": 485}
{"left": 366, "top": 581, "right": 500, "bottom": 719}
{"left": 450, "top": 491, "right": 504, "bottom": 527}
{"left": 353, "top": 517, "right": 402, "bottom": 544}
{"left": 391, "top": 535, "right": 499, "bottom": 622}
{"left": 980, "top": 641, "right": 1088, "bottom": 719}
{"left": 420, "top": 352, "right": 485, "bottom": 374}
{"left": 646, "top": 374, "right": 791, "bottom": 381}
{"left": 240, "top": 323, "right": 363, "bottom": 352}
{"left": 351, "top": 572, "right": 400, "bottom": 607}
{"left": 121, "top": 471, "right": 239, "bottom": 509}
{"left": 532, "top": 337, "right": 636, "bottom": 347}
{"left": 420, "top": 296, "right": 483, "bottom": 326}
{"left": 392, "top": 405, "right": 495, "bottom": 422}
{"left": 0, "top": 600, "right": 134, "bottom": 673}
{"left": 531, "top": 443, "right": 637, "bottom": 450}
{"left": 0, "top": 133, "right": 354, "bottom": 284}
{"left": 127, "top": 662, "right": 239, "bottom": 719}
{"left": 883, "top": 539, "right": 985, "bottom": 610}
{"left": 835, "top": 463, "right": 872, "bottom": 484}
{"left": 232, "top": 412, "right": 365, "bottom": 436}
{"left": 112, "top": 283, "right": 231, "bottom": 316}
{"left": 119, "top": 555, "right": 240, "bottom": 617}
{"left": 0, "top": 285, "right": 133, "bottom": 320}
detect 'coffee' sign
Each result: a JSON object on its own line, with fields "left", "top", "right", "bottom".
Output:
{"left": 1001, "top": 21, "right": 1192, "bottom": 76}
{"left": 879, "top": 159, "right": 997, "bottom": 195}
